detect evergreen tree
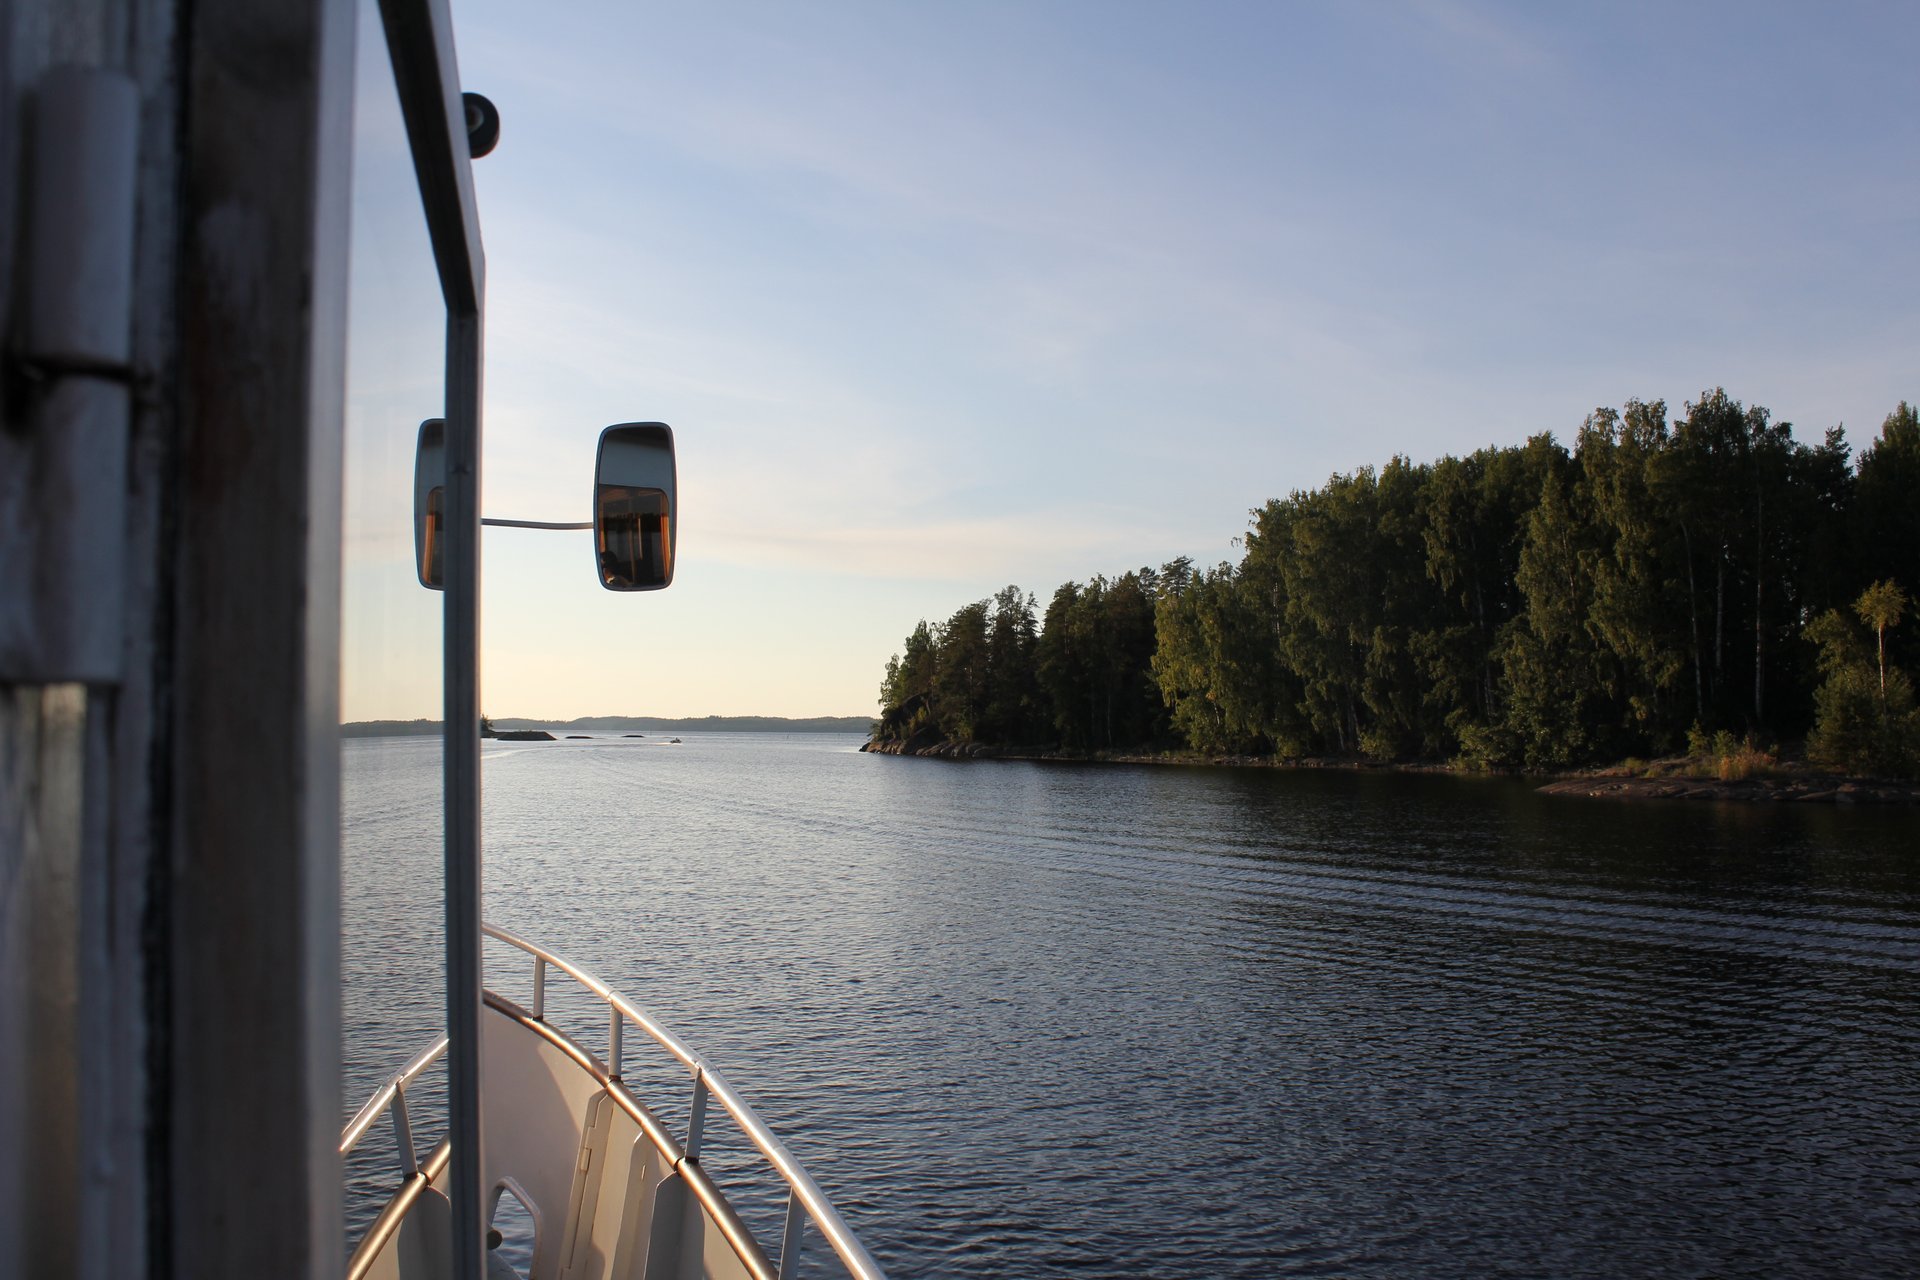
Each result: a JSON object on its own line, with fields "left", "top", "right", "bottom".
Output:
{"left": 1269, "top": 475, "right": 1378, "bottom": 753}
{"left": 1036, "top": 582, "right": 1094, "bottom": 749}
{"left": 876, "top": 620, "right": 939, "bottom": 739}
{"left": 933, "top": 601, "right": 992, "bottom": 741}
{"left": 984, "top": 586, "right": 1043, "bottom": 743}
{"left": 1238, "top": 499, "right": 1313, "bottom": 752}
{"left": 1578, "top": 402, "right": 1689, "bottom": 750}
{"left": 1153, "top": 559, "right": 1276, "bottom": 753}
{"left": 1500, "top": 451, "right": 1615, "bottom": 766}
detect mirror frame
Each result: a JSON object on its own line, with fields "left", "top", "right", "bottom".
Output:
{"left": 411, "top": 416, "right": 446, "bottom": 589}
{"left": 592, "top": 421, "right": 676, "bottom": 592}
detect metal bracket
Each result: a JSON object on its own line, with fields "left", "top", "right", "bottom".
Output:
{"left": 0, "top": 66, "right": 141, "bottom": 683}
{"left": 4, "top": 351, "right": 153, "bottom": 425}
{"left": 11, "top": 351, "right": 140, "bottom": 386}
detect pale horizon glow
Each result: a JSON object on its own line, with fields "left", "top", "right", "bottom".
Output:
{"left": 343, "top": 0, "right": 1918, "bottom": 721}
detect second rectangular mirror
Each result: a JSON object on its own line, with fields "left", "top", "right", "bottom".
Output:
{"left": 594, "top": 422, "right": 676, "bottom": 591}
{"left": 412, "top": 417, "right": 446, "bottom": 590}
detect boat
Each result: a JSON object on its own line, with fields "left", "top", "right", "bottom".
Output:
{"left": 343, "top": 925, "right": 886, "bottom": 1280}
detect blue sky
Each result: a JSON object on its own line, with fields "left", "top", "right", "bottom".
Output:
{"left": 340, "top": 0, "right": 1918, "bottom": 721}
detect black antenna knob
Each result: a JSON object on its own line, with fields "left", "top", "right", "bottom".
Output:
{"left": 463, "top": 92, "right": 500, "bottom": 159}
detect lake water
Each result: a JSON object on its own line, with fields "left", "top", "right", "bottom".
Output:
{"left": 343, "top": 732, "right": 1920, "bottom": 1277}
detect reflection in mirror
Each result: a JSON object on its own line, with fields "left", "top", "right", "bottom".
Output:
{"left": 340, "top": 0, "right": 452, "bottom": 1251}
{"left": 594, "top": 423, "right": 676, "bottom": 591}
{"left": 412, "top": 417, "right": 446, "bottom": 589}
{"left": 421, "top": 487, "right": 445, "bottom": 588}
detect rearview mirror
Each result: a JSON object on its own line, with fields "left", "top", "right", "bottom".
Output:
{"left": 412, "top": 418, "right": 446, "bottom": 590}
{"left": 594, "top": 423, "right": 676, "bottom": 591}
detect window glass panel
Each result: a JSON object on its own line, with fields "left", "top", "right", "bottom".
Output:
{"left": 338, "top": 0, "right": 450, "bottom": 1251}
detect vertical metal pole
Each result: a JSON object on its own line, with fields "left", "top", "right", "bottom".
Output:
{"left": 532, "top": 956, "right": 546, "bottom": 1020}
{"left": 608, "top": 1005, "right": 624, "bottom": 1080}
{"left": 443, "top": 308, "right": 485, "bottom": 1279}
{"left": 776, "top": 1188, "right": 807, "bottom": 1280}
{"left": 391, "top": 1088, "right": 419, "bottom": 1178}
{"left": 685, "top": 1073, "right": 710, "bottom": 1162}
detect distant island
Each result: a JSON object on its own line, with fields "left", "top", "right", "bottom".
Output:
{"left": 343, "top": 714, "right": 870, "bottom": 738}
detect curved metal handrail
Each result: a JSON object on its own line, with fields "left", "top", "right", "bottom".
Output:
{"left": 341, "top": 1033, "right": 450, "bottom": 1164}
{"left": 346, "top": 1138, "right": 453, "bottom": 1280}
{"left": 481, "top": 922, "right": 889, "bottom": 1280}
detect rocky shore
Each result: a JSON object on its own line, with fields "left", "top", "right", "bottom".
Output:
{"left": 861, "top": 736, "right": 1919, "bottom": 804}
{"left": 1535, "top": 772, "right": 1918, "bottom": 805}
{"left": 861, "top": 733, "right": 1011, "bottom": 760}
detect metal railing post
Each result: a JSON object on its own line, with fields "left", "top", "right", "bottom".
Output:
{"left": 608, "top": 1004, "right": 624, "bottom": 1080}
{"left": 532, "top": 956, "right": 546, "bottom": 1020}
{"left": 685, "top": 1072, "right": 710, "bottom": 1161}
{"left": 391, "top": 1086, "right": 420, "bottom": 1178}
{"left": 777, "top": 1188, "right": 807, "bottom": 1280}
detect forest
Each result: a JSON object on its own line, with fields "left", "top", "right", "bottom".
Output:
{"left": 871, "top": 392, "right": 1920, "bottom": 778}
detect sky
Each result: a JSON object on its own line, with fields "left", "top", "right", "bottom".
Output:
{"left": 341, "top": 0, "right": 1919, "bottom": 722}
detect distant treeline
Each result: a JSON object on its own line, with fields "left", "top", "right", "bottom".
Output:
{"left": 874, "top": 392, "right": 1920, "bottom": 775}
{"left": 341, "top": 719, "right": 441, "bottom": 738}
{"left": 344, "top": 714, "right": 869, "bottom": 737}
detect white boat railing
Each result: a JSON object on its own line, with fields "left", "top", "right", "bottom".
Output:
{"left": 481, "top": 922, "right": 889, "bottom": 1280}
{"left": 341, "top": 1032, "right": 450, "bottom": 1173}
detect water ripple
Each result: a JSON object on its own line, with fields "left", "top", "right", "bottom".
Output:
{"left": 344, "top": 735, "right": 1920, "bottom": 1278}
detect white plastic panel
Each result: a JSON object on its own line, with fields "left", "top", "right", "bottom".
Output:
{"left": 481, "top": 1009, "right": 603, "bottom": 1278}
{"left": 676, "top": 1193, "right": 760, "bottom": 1280}
{"left": 558, "top": 1099, "right": 675, "bottom": 1280}
{"left": 479, "top": 1007, "right": 765, "bottom": 1280}
{"left": 357, "top": 1186, "right": 453, "bottom": 1280}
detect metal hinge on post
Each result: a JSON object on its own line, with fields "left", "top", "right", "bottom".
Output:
{"left": 0, "top": 66, "right": 140, "bottom": 683}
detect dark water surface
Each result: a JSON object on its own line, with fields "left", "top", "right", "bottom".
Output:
{"left": 343, "top": 733, "right": 1920, "bottom": 1277}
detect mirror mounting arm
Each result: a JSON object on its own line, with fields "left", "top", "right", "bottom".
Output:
{"left": 414, "top": 419, "right": 676, "bottom": 593}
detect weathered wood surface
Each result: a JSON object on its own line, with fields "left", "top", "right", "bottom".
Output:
{"left": 166, "top": 0, "right": 354, "bottom": 1275}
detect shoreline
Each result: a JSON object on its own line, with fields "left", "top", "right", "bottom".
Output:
{"left": 860, "top": 738, "right": 1920, "bottom": 805}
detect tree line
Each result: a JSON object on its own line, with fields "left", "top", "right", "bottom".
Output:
{"left": 874, "top": 392, "right": 1920, "bottom": 776}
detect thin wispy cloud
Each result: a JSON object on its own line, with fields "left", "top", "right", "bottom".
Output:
{"left": 1400, "top": 0, "right": 1555, "bottom": 73}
